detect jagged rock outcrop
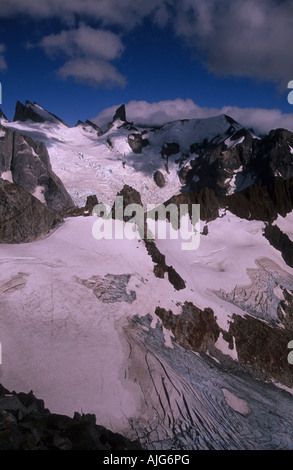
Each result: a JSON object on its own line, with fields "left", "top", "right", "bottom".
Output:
{"left": 13, "top": 100, "right": 68, "bottom": 126}
{"left": 228, "top": 314, "right": 293, "bottom": 387}
{"left": 127, "top": 133, "right": 149, "bottom": 154}
{"left": 0, "top": 179, "right": 62, "bottom": 243}
{"left": 112, "top": 184, "right": 143, "bottom": 222}
{"left": 0, "top": 385, "right": 142, "bottom": 450}
{"left": 155, "top": 301, "right": 293, "bottom": 387}
{"left": 0, "top": 124, "right": 73, "bottom": 212}
{"left": 113, "top": 104, "right": 126, "bottom": 123}
{"left": 155, "top": 302, "right": 220, "bottom": 352}
{"left": 75, "top": 119, "right": 102, "bottom": 135}
{"left": 145, "top": 240, "right": 186, "bottom": 290}
{"left": 185, "top": 127, "right": 293, "bottom": 198}
{"left": 0, "top": 109, "right": 8, "bottom": 121}
{"left": 264, "top": 224, "right": 293, "bottom": 268}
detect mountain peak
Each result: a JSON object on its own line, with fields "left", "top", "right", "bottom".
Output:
{"left": 13, "top": 100, "right": 69, "bottom": 127}
{"left": 112, "top": 104, "right": 126, "bottom": 123}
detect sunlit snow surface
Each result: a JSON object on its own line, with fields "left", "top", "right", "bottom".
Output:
{"left": 1, "top": 111, "right": 293, "bottom": 449}
{"left": 1, "top": 213, "right": 293, "bottom": 449}
{"left": 0, "top": 113, "right": 243, "bottom": 208}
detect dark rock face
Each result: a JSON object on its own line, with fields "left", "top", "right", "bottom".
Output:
{"left": 185, "top": 127, "right": 293, "bottom": 198}
{"left": 154, "top": 170, "right": 166, "bottom": 188}
{"left": 155, "top": 300, "right": 293, "bottom": 387}
{"left": 0, "top": 109, "right": 8, "bottom": 120}
{"left": 13, "top": 100, "right": 68, "bottom": 126}
{"left": 228, "top": 314, "right": 293, "bottom": 387}
{"left": 155, "top": 302, "right": 220, "bottom": 352}
{"left": 161, "top": 142, "right": 180, "bottom": 157}
{"left": 264, "top": 224, "right": 293, "bottom": 268}
{"left": 75, "top": 120, "right": 102, "bottom": 136}
{"left": 0, "top": 385, "right": 142, "bottom": 450}
{"left": 127, "top": 133, "right": 149, "bottom": 154}
{"left": 0, "top": 179, "right": 62, "bottom": 243}
{"left": 0, "top": 124, "right": 73, "bottom": 212}
{"left": 14, "top": 100, "right": 44, "bottom": 123}
{"left": 112, "top": 184, "right": 143, "bottom": 222}
{"left": 113, "top": 104, "right": 126, "bottom": 123}
{"left": 145, "top": 240, "right": 186, "bottom": 290}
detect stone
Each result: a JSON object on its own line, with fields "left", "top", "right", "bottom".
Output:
{"left": 154, "top": 170, "right": 166, "bottom": 188}
{"left": 0, "top": 179, "right": 62, "bottom": 244}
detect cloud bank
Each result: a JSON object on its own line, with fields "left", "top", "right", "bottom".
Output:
{"left": 1, "top": 0, "right": 293, "bottom": 88}
{"left": 39, "top": 25, "right": 126, "bottom": 87}
{"left": 92, "top": 99, "right": 293, "bottom": 135}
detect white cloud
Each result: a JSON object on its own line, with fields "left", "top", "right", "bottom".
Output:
{"left": 58, "top": 57, "right": 126, "bottom": 88}
{"left": 1, "top": 0, "right": 293, "bottom": 87}
{"left": 92, "top": 99, "right": 293, "bottom": 135}
{"left": 0, "top": 0, "right": 164, "bottom": 29}
{"left": 172, "top": 0, "right": 293, "bottom": 86}
{"left": 38, "top": 25, "right": 125, "bottom": 88}
{"left": 40, "top": 25, "right": 124, "bottom": 61}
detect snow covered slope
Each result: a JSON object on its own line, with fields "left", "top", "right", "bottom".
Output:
{"left": 0, "top": 102, "right": 248, "bottom": 208}
{"left": 1, "top": 210, "right": 293, "bottom": 449}
{"left": 1, "top": 101, "right": 293, "bottom": 450}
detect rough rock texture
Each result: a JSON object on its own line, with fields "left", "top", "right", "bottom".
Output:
{"left": 13, "top": 100, "right": 68, "bottom": 126}
{"left": 264, "top": 224, "right": 293, "bottom": 268}
{"left": 112, "top": 104, "right": 126, "bottom": 123}
{"left": 0, "top": 385, "right": 142, "bottom": 450}
{"left": 154, "top": 170, "right": 166, "bottom": 188}
{"left": 228, "top": 314, "right": 293, "bottom": 387}
{"left": 185, "top": 127, "right": 293, "bottom": 197}
{"left": 155, "top": 301, "right": 220, "bottom": 352}
{"left": 155, "top": 300, "right": 293, "bottom": 387}
{"left": 0, "top": 179, "right": 62, "bottom": 243}
{"left": 145, "top": 240, "right": 186, "bottom": 290}
{"left": 112, "top": 184, "right": 143, "bottom": 222}
{"left": 0, "top": 124, "right": 73, "bottom": 212}
{"left": 128, "top": 133, "right": 149, "bottom": 154}
{"left": 75, "top": 119, "right": 102, "bottom": 136}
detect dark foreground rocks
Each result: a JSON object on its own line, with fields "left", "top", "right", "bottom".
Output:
{"left": 0, "top": 385, "right": 142, "bottom": 450}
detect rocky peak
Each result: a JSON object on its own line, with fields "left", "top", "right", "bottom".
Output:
{"left": 13, "top": 100, "right": 68, "bottom": 126}
{"left": 112, "top": 104, "right": 126, "bottom": 123}
{"left": 0, "top": 124, "right": 73, "bottom": 212}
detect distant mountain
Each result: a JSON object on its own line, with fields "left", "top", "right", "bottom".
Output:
{"left": 13, "top": 100, "right": 69, "bottom": 127}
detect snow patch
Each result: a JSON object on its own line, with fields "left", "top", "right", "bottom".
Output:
{"left": 1, "top": 170, "right": 13, "bottom": 183}
{"left": 222, "top": 388, "right": 251, "bottom": 415}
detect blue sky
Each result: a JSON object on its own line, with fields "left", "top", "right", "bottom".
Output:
{"left": 0, "top": 0, "right": 293, "bottom": 133}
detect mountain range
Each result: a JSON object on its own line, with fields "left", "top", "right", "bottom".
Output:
{"left": 0, "top": 100, "right": 293, "bottom": 450}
